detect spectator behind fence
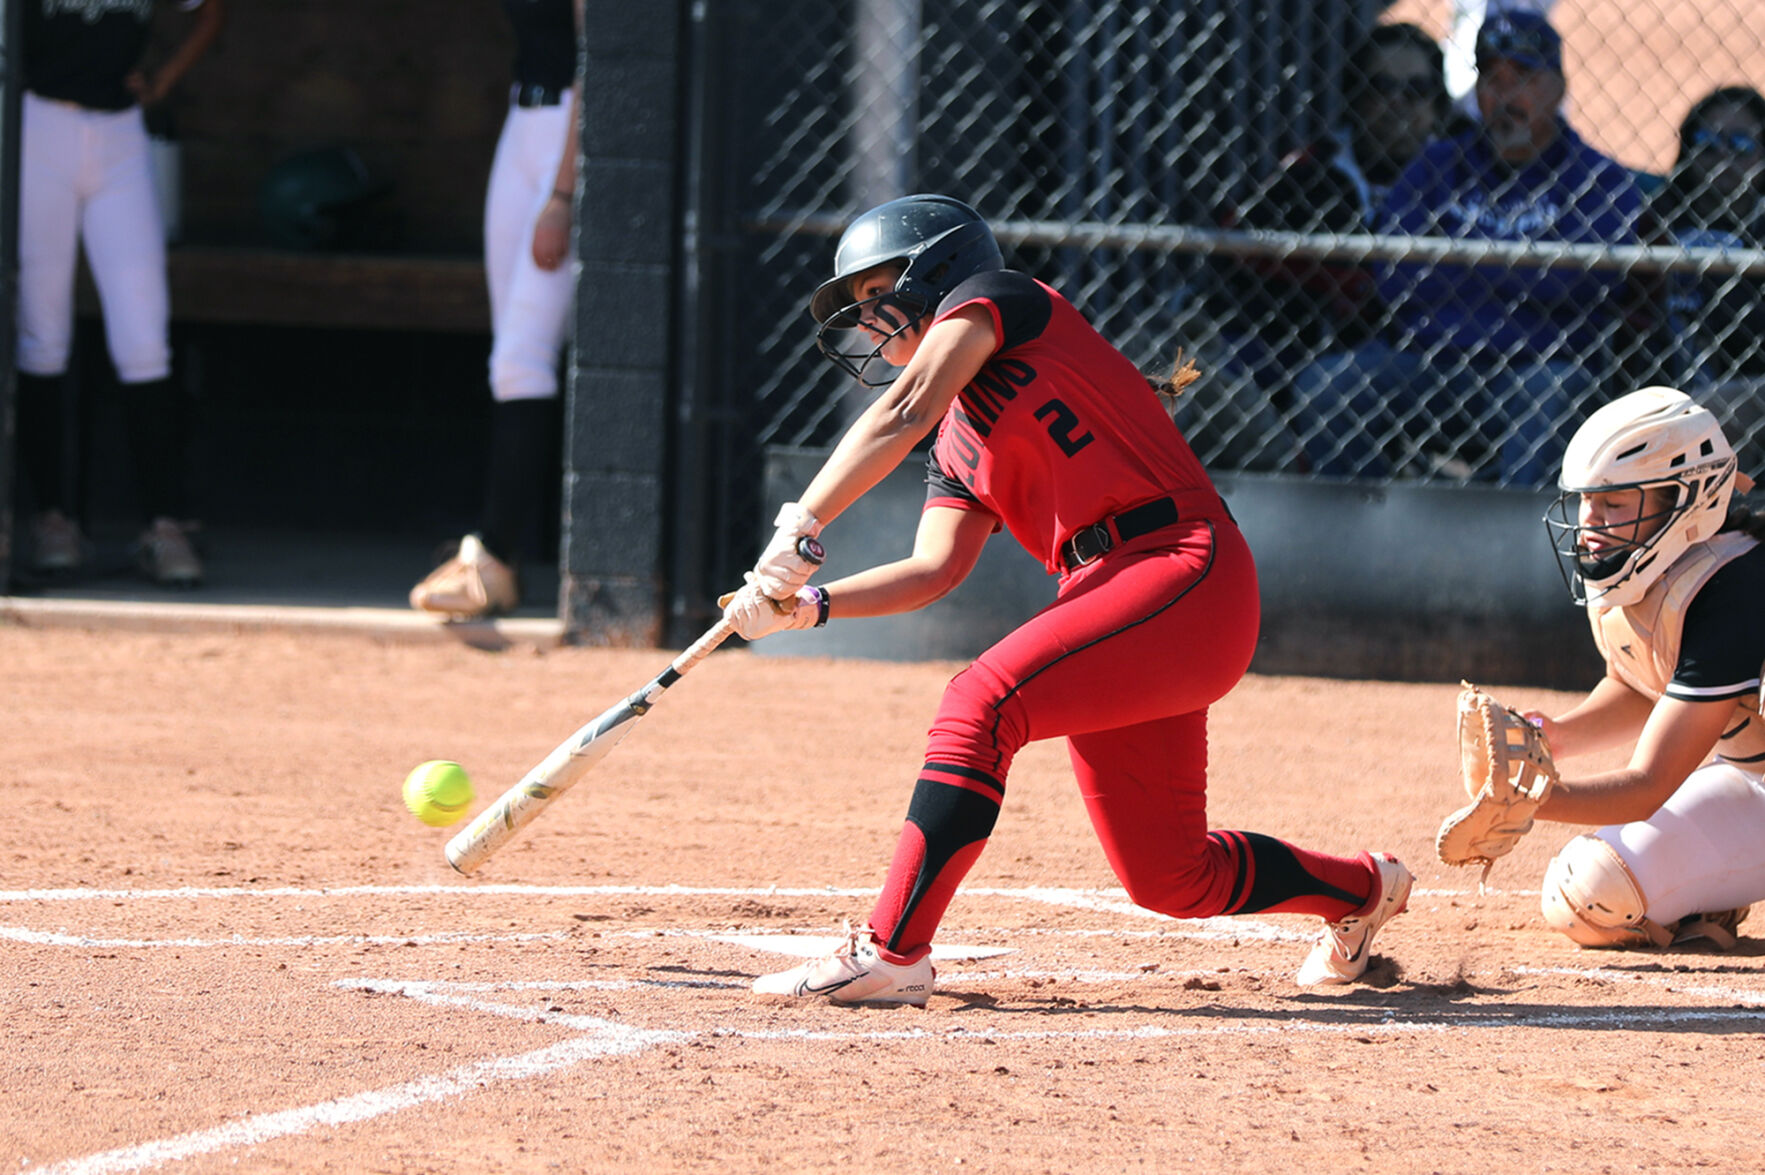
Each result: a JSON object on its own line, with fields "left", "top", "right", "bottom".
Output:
{"left": 15, "top": 0, "right": 227, "bottom": 585}
{"left": 1193, "top": 22, "right": 1450, "bottom": 472}
{"left": 1221, "top": 25, "right": 1450, "bottom": 364}
{"left": 1653, "top": 86, "right": 1765, "bottom": 464}
{"left": 1291, "top": 9, "right": 1641, "bottom": 485}
{"left": 409, "top": 0, "right": 584, "bottom": 622}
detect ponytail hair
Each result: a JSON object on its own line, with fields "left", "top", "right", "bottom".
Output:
{"left": 1722, "top": 489, "right": 1765, "bottom": 540}
{"left": 1149, "top": 348, "right": 1203, "bottom": 402}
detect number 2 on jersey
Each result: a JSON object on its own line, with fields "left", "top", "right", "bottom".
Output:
{"left": 1034, "top": 399, "right": 1094, "bottom": 457}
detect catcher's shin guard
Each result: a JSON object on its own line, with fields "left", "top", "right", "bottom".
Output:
{"left": 1539, "top": 835, "right": 1673, "bottom": 948}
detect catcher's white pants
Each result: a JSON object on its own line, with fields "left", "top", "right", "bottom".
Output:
{"left": 1593, "top": 762, "right": 1765, "bottom": 924}
{"left": 18, "top": 92, "right": 170, "bottom": 383}
{"left": 483, "top": 94, "right": 575, "bottom": 403}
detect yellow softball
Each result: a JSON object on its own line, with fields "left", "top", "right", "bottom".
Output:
{"left": 402, "top": 760, "right": 475, "bottom": 828}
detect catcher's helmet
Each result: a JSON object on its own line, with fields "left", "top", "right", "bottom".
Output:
{"left": 258, "top": 146, "right": 387, "bottom": 251}
{"left": 808, "top": 194, "right": 1004, "bottom": 385}
{"left": 1544, "top": 386, "right": 1738, "bottom": 607}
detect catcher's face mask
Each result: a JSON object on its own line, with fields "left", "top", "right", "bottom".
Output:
{"left": 1545, "top": 481, "right": 1687, "bottom": 606}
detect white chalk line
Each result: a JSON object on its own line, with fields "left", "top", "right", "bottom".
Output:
{"left": 23, "top": 1024, "right": 683, "bottom": 1175}
{"left": 0, "top": 881, "right": 1489, "bottom": 903}
{"left": 0, "top": 882, "right": 1319, "bottom": 950}
{"left": 1, "top": 883, "right": 882, "bottom": 902}
{"left": 0, "top": 927, "right": 568, "bottom": 949}
{"left": 342, "top": 976, "right": 1765, "bottom": 1037}
{"left": 1513, "top": 965, "right": 1765, "bottom": 1007}
{"left": 24, "top": 952, "right": 1765, "bottom": 1175}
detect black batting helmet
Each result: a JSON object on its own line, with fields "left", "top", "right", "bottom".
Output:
{"left": 809, "top": 194, "right": 1004, "bottom": 385}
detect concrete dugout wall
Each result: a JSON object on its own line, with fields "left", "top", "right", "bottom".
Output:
{"left": 758, "top": 446, "right": 1605, "bottom": 691}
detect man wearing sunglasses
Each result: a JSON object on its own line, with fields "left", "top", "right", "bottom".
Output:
{"left": 1200, "top": 22, "right": 1450, "bottom": 472}
{"left": 1291, "top": 9, "right": 1641, "bottom": 487}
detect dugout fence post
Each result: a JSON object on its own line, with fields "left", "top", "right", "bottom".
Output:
{"left": 558, "top": 0, "right": 688, "bottom": 645}
{"left": 0, "top": 0, "right": 19, "bottom": 591}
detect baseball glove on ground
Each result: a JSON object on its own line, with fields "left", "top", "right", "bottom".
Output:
{"left": 1436, "top": 681, "right": 1559, "bottom": 885}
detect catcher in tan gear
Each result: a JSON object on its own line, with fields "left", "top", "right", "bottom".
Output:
{"left": 1461, "top": 387, "right": 1765, "bottom": 950}
{"left": 1436, "top": 682, "right": 1558, "bottom": 887}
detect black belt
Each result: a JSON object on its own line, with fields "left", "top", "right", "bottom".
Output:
{"left": 512, "top": 82, "right": 567, "bottom": 108}
{"left": 1059, "top": 497, "right": 1181, "bottom": 570}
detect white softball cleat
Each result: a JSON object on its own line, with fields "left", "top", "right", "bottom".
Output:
{"left": 1297, "top": 852, "right": 1412, "bottom": 987}
{"left": 752, "top": 925, "right": 935, "bottom": 1006}
{"left": 410, "top": 534, "right": 519, "bottom": 619}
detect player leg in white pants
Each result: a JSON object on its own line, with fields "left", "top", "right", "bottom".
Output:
{"left": 15, "top": 94, "right": 89, "bottom": 567}
{"left": 410, "top": 95, "right": 574, "bottom": 617}
{"left": 485, "top": 96, "right": 575, "bottom": 405}
{"left": 482, "top": 95, "right": 574, "bottom": 567}
{"left": 17, "top": 93, "right": 191, "bottom": 580}
{"left": 1543, "top": 763, "right": 1765, "bottom": 946}
{"left": 1602, "top": 763, "right": 1765, "bottom": 924}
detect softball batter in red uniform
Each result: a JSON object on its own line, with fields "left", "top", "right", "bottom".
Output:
{"left": 722, "top": 194, "right": 1411, "bottom": 1004}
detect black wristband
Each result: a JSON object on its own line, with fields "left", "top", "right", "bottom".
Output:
{"left": 811, "top": 584, "right": 830, "bottom": 627}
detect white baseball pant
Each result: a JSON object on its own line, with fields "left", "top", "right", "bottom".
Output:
{"left": 483, "top": 94, "right": 575, "bottom": 403}
{"left": 1594, "top": 762, "right": 1765, "bottom": 924}
{"left": 18, "top": 91, "right": 170, "bottom": 383}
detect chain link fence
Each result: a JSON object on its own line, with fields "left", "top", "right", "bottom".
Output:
{"left": 707, "top": 0, "right": 1765, "bottom": 561}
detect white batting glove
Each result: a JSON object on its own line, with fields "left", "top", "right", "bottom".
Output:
{"left": 751, "top": 501, "right": 825, "bottom": 599}
{"left": 718, "top": 579, "right": 826, "bottom": 641}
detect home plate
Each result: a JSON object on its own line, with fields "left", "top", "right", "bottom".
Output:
{"left": 715, "top": 933, "right": 1015, "bottom": 961}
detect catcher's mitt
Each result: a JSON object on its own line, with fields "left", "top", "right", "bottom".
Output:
{"left": 1436, "top": 681, "right": 1559, "bottom": 884}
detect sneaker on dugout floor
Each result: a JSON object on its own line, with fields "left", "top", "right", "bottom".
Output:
{"left": 136, "top": 517, "right": 203, "bottom": 586}
{"left": 752, "top": 924, "right": 935, "bottom": 1006}
{"left": 409, "top": 534, "right": 518, "bottom": 619}
{"left": 30, "top": 509, "right": 85, "bottom": 573}
{"left": 1296, "top": 852, "right": 1413, "bottom": 987}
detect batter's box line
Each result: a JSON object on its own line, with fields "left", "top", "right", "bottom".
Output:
{"left": 1513, "top": 965, "right": 1765, "bottom": 1007}
{"left": 14, "top": 972, "right": 1487, "bottom": 1175}
{"left": 344, "top": 976, "right": 1765, "bottom": 1038}
{"left": 0, "top": 881, "right": 1503, "bottom": 904}
{"left": 24, "top": 972, "right": 1760, "bottom": 1175}
{"left": 0, "top": 925, "right": 568, "bottom": 949}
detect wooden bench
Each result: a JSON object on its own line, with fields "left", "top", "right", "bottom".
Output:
{"left": 78, "top": 246, "right": 489, "bottom": 334}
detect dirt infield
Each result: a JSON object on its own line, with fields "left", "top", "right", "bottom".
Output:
{"left": 6, "top": 623, "right": 1764, "bottom": 1174}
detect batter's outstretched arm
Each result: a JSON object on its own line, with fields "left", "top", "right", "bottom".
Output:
{"left": 815, "top": 506, "right": 994, "bottom": 618}
{"left": 798, "top": 309, "right": 995, "bottom": 527}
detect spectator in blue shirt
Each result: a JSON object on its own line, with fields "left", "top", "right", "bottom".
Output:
{"left": 1652, "top": 86, "right": 1765, "bottom": 469}
{"left": 1291, "top": 9, "right": 1642, "bottom": 485}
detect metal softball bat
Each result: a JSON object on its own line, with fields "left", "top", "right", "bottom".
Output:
{"left": 444, "top": 617, "right": 736, "bottom": 874}
{"left": 443, "top": 536, "right": 825, "bottom": 875}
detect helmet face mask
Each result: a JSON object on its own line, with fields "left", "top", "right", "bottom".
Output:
{"left": 816, "top": 288, "right": 928, "bottom": 386}
{"left": 808, "top": 195, "right": 1004, "bottom": 386}
{"left": 1543, "top": 387, "right": 1738, "bottom": 607}
{"left": 1546, "top": 481, "right": 1691, "bottom": 603}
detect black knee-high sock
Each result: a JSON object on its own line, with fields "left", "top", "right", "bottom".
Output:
{"left": 120, "top": 377, "right": 186, "bottom": 522}
{"left": 1208, "top": 830, "right": 1370, "bottom": 918}
{"left": 480, "top": 397, "right": 559, "bottom": 565}
{"left": 870, "top": 765, "right": 1005, "bottom": 959}
{"left": 15, "top": 372, "right": 69, "bottom": 514}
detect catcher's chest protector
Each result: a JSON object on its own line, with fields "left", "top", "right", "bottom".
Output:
{"left": 1590, "top": 532, "right": 1765, "bottom": 767}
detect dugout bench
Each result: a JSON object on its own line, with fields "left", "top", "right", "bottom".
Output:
{"left": 70, "top": 247, "right": 509, "bottom": 539}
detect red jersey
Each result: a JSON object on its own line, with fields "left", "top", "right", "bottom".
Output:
{"left": 924, "top": 270, "right": 1226, "bottom": 573}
